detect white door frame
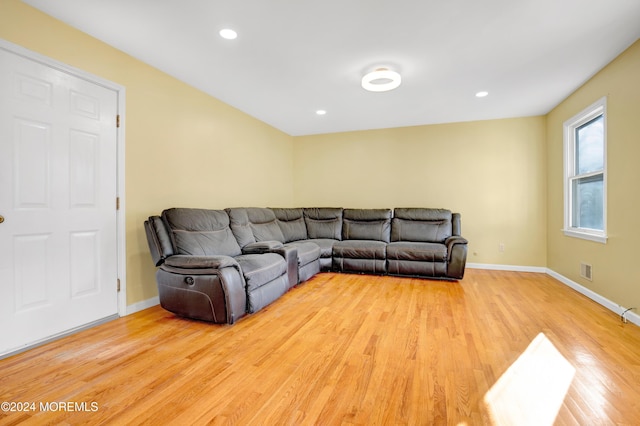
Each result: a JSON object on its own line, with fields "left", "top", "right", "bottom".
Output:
{"left": 0, "top": 38, "right": 127, "bottom": 317}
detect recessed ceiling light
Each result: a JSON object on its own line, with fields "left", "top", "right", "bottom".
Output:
{"left": 476, "top": 91, "right": 489, "bottom": 98}
{"left": 219, "top": 29, "right": 238, "bottom": 40}
{"left": 362, "top": 68, "right": 402, "bottom": 92}
{"left": 316, "top": 110, "right": 327, "bottom": 115}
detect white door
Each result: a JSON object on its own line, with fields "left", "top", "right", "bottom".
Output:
{"left": 0, "top": 46, "right": 119, "bottom": 356}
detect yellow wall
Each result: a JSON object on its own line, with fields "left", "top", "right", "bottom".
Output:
{"left": 546, "top": 40, "right": 640, "bottom": 310}
{"left": 0, "top": 0, "right": 295, "bottom": 305}
{"left": 3, "top": 0, "right": 638, "bottom": 312}
{"left": 294, "top": 118, "right": 548, "bottom": 267}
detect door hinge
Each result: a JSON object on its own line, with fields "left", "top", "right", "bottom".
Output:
{"left": 116, "top": 114, "right": 120, "bottom": 128}
{"left": 117, "top": 278, "right": 121, "bottom": 292}
{"left": 116, "top": 197, "right": 120, "bottom": 210}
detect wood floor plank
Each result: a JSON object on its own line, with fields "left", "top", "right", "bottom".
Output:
{"left": 1, "top": 269, "right": 640, "bottom": 425}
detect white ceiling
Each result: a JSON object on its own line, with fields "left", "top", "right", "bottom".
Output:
{"left": 23, "top": 0, "right": 640, "bottom": 136}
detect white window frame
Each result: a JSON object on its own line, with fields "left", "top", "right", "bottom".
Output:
{"left": 563, "top": 97, "right": 607, "bottom": 243}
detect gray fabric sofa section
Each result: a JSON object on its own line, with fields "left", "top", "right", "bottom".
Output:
{"left": 227, "top": 207, "right": 321, "bottom": 285}
{"left": 163, "top": 208, "right": 242, "bottom": 257}
{"left": 271, "top": 208, "right": 307, "bottom": 241}
{"left": 333, "top": 209, "right": 392, "bottom": 274}
{"left": 387, "top": 208, "right": 467, "bottom": 278}
{"left": 146, "top": 208, "right": 291, "bottom": 323}
{"left": 270, "top": 208, "right": 323, "bottom": 282}
{"left": 302, "top": 207, "right": 343, "bottom": 271}
{"left": 144, "top": 206, "right": 468, "bottom": 325}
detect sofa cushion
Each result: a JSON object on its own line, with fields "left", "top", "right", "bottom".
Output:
{"left": 304, "top": 208, "right": 343, "bottom": 240}
{"left": 272, "top": 208, "right": 308, "bottom": 242}
{"left": 342, "top": 219, "right": 391, "bottom": 242}
{"left": 343, "top": 208, "right": 392, "bottom": 221}
{"left": 235, "top": 253, "right": 287, "bottom": 291}
{"left": 162, "top": 208, "right": 242, "bottom": 257}
{"left": 386, "top": 241, "right": 447, "bottom": 262}
{"left": 342, "top": 209, "right": 392, "bottom": 242}
{"left": 227, "top": 207, "right": 287, "bottom": 246}
{"left": 305, "top": 218, "right": 341, "bottom": 240}
{"left": 391, "top": 208, "right": 452, "bottom": 243}
{"left": 278, "top": 217, "right": 307, "bottom": 242}
{"left": 251, "top": 220, "right": 286, "bottom": 243}
{"left": 306, "top": 238, "right": 336, "bottom": 258}
{"left": 284, "top": 241, "right": 321, "bottom": 267}
{"left": 244, "top": 208, "right": 286, "bottom": 243}
{"left": 226, "top": 208, "right": 257, "bottom": 248}
{"left": 394, "top": 208, "right": 452, "bottom": 221}
{"left": 332, "top": 240, "right": 387, "bottom": 260}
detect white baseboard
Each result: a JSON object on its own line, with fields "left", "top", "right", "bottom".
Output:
{"left": 546, "top": 269, "right": 640, "bottom": 327}
{"left": 1, "top": 314, "right": 118, "bottom": 360}
{"left": 467, "top": 263, "right": 640, "bottom": 327}
{"left": 467, "top": 262, "right": 547, "bottom": 273}
{"left": 1, "top": 299, "right": 159, "bottom": 358}
{"left": 125, "top": 296, "right": 159, "bottom": 316}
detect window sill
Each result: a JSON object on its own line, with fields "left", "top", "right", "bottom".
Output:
{"left": 563, "top": 229, "right": 607, "bottom": 244}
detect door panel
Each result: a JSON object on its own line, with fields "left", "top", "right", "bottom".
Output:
{"left": 14, "top": 233, "right": 50, "bottom": 311}
{"left": 14, "top": 118, "right": 50, "bottom": 208}
{"left": 0, "top": 47, "right": 119, "bottom": 355}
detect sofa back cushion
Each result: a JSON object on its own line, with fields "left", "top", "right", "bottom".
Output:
{"left": 226, "top": 207, "right": 285, "bottom": 247}
{"left": 226, "top": 208, "right": 255, "bottom": 248}
{"left": 391, "top": 208, "right": 452, "bottom": 243}
{"left": 303, "top": 208, "right": 343, "bottom": 240}
{"left": 162, "top": 208, "right": 242, "bottom": 257}
{"left": 272, "top": 208, "right": 308, "bottom": 242}
{"left": 342, "top": 209, "right": 392, "bottom": 242}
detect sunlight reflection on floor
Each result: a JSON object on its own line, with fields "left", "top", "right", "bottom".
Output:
{"left": 484, "top": 333, "right": 576, "bottom": 426}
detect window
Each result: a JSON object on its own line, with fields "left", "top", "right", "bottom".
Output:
{"left": 563, "top": 97, "right": 607, "bottom": 243}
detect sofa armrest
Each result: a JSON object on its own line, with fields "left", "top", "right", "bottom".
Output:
{"left": 445, "top": 236, "right": 468, "bottom": 252}
{"left": 145, "top": 216, "right": 174, "bottom": 266}
{"left": 274, "top": 245, "right": 299, "bottom": 288}
{"left": 163, "top": 255, "right": 239, "bottom": 271}
{"left": 243, "top": 241, "right": 298, "bottom": 287}
{"left": 452, "top": 212, "right": 462, "bottom": 236}
{"left": 445, "top": 236, "right": 468, "bottom": 279}
{"left": 242, "top": 240, "right": 284, "bottom": 254}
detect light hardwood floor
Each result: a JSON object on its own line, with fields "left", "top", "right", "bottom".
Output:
{"left": 1, "top": 269, "right": 640, "bottom": 425}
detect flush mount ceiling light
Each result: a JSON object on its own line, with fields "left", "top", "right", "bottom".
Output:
{"left": 475, "top": 91, "right": 489, "bottom": 98}
{"left": 219, "top": 28, "right": 238, "bottom": 40}
{"left": 361, "top": 68, "right": 402, "bottom": 92}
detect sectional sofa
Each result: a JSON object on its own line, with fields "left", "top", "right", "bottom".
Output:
{"left": 144, "top": 207, "right": 468, "bottom": 324}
